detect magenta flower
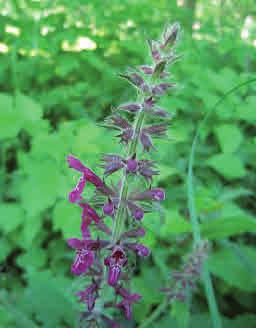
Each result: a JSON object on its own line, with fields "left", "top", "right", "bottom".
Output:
{"left": 67, "top": 238, "right": 94, "bottom": 276}
{"left": 69, "top": 174, "right": 86, "bottom": 203}
{"left": 67, "top": 154, "right": 104, "bottom": 188}
{"left": 79, "top": 203, "right": 111, "bottom": 235}
{"left": 67, "top": 237, "right": 109, "bottom": 276}
{"left": 104, "top": 246, "right": 127, "bottom": 286}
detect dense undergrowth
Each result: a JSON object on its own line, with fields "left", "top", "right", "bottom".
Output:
{"left": 0, "top": 1, "right": 256, "bottom": 327}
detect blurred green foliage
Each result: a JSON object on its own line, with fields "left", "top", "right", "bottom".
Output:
{"left": 0, "top": 0, "right": 256, "bottom": 327}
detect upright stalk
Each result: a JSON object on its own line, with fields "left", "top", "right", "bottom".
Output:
{"left": 112, "top": 105, "right": 146, "bottom": 243}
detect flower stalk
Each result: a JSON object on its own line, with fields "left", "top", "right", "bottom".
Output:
{"left": 65, "top": 22, "right": 181, "bottom": 327}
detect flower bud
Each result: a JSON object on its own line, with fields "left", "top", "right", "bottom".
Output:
{"left": 103, "top": 199, "right": 115, "bottom": 216}
{"left": 126, "top": 159, "right": 138, "bottom": 173}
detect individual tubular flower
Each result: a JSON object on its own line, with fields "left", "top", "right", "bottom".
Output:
{"left": 119, "top": 71, "right": 149, "bottom": 93}
{"left": 115, "top": 287, "right": 141, "bottom": 320}
{"left": 79, "top": 203, "right": 111, "bottom": 235}
{"left": 117, "top": 103, "right": 142, "bottom": 114}
{"left": 67, "top": 155, "right": 104, "bottom": 188}
{"left": 100, "top": 154, "right": 125, "bottom": 177}
{"left": 103, "top": 198, "right": 115, "bottom": 216}
{"left": 76, "top": 282, "right": 99, "bottom": 311}
{"left": 104, "top": 115, "right": 133, "bottom": 144}
{"left": 69, "top": 174, "right": 86, "bottom": 203}
{"left": 127, "top": 201, "right": 144, "bottom": 221}
{"left": 67, "top": 238, "right": 95, "bottom": 276}
{"left": 125, "top": 242, "right": 151, "bottom": 257}
{"left": 130, "top": 188, "right": 165, "bottom": 202}
{"left": 67, "top": 237, "right": 109, "bottom": 276}
{"left": 104, "top": 246, "right": 128, "bottom": 286}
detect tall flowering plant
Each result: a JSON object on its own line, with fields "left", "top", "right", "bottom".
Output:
{"left": 66, "top": 23, "right": 180, "bottom": 327}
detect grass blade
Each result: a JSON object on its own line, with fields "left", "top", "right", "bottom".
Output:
{"left": 187, "top": 78, "right": 256, "bottom": 328}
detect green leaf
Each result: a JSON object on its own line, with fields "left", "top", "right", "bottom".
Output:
{"left": 208, "top": 245, "right": 256, "bottom": 291}
{"left": 16, "top": 248, "right": 47, "bottom": 271}
{"left": 207, "top": 153, "right": 246, "bottom": 179}
{"left": 171, "top": 300, "right": 190, "bottom": 328}
{"left": 22, "top": 271, "right": 76, "bottom": 328}
{"left": 15, "top": 92, "right": 43, "bottom": 125}
{"left": 0, "top": 203, "right": 24, "bottom": 233}
{"left": 201, "top": 216, "right": 256, "bottom": 239}
{"left": 214, "top": 124, "right": 243, "bottom": 153}
{"left": 53, "top": 200, "right": 81, "bottom": 238}
{"left": 0, "top": 93, "right": 21, "bottom": 139}
{"left": 18, "top": 160, "right": 64, "bottom": 216}
{"left": 0, "top": 238, "right": 12, "bottom": 262}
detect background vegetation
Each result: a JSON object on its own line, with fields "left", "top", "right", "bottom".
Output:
{"left": 0, "top": 0, "right": 256, "bottom": 327}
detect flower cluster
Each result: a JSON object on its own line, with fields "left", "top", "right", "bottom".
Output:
{"left": 161, "top": 241, "right": 209, "bottom": 302}
{"left": 66, "top": 23, "right": 180, "bottom": 327}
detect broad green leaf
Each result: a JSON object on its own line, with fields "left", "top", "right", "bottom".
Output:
{"left": 207, "top": 153, "right": 246, "bottom": 179}
{"left": 208, "top": 245, "right": 256, "bottom": 291}
{"left": 15, "top": 92, "right": 43, "bottom": 124}
{"left": 214, "top": 124, "right": 243, "bottom": 153}
{"left": 0, "top": 238, "right": 12, "bottom": 262}
{"left": 201, "top": 216, "right": 256, "bottom": 239}
{"left": 172, "top": 300, "right": 190, "bottom": 328}
{"left": 0, "top": 203, "right": 24, "bottom": 233}
{"left": 22, "top": 271, "right": 76, "bottom": 328}
{"left": 19, "top": 160, "right": 64, "bottom": 216}
{"left": 53, "top": 200, "right": 81, "bottom": 238}
{"left": 0, "top": 93, "right": 21, "bottom": 139}
{"left": 16, "top": 248, "right": 47, "bottom": 270}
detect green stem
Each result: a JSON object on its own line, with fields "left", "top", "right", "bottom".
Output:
{"left": 186, "top": 79, "right": 256, "bottom": 328}
{"left": 111, "top": 108, "right": 145, "bottom": 243}
{"left": 138, "top": 299, "right": 168, "bottom": 328}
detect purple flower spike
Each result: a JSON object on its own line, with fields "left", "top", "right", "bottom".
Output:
{"left": 69, "top": 174, "right": 86, "bottom": 203}
{"left": 126, "top": 158, "right": 138, "bottom": 173}
{"left": 67, "top": 239, "right": 94, "bottom": 275}
{"left": 104, "top": 246, "right": 127, "bottom": 286}
{"left": 103, "top": 199, "right": 115, "bottom": 216}
{"left": 65, "top": 22, "right": 180, "bottom": 322}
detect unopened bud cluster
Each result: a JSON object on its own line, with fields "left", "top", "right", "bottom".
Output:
{"left": 161, "top": 241, "right": 209, "bottom": 303}
{"left": 66, "top": 23, "right": 180, "bottom": 327}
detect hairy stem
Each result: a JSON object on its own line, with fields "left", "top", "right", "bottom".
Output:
{"left": 111, "top": 107, "right": 145, "bottom": 243}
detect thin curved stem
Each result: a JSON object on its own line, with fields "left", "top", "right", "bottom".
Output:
{"left": 187, "top": 78, "right": 256, "bottom": 328}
